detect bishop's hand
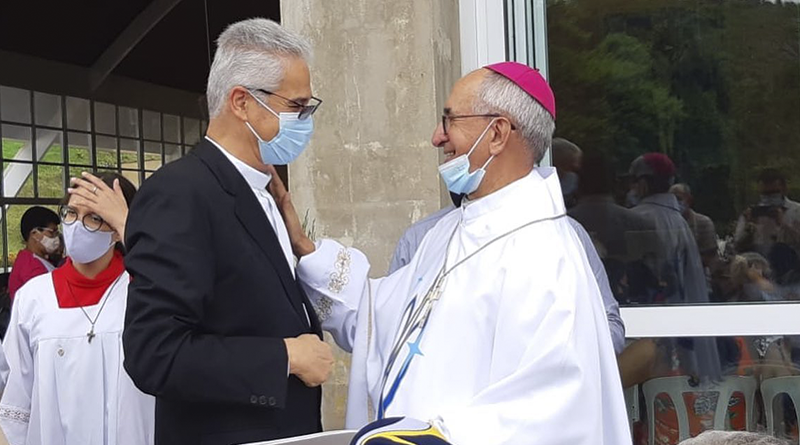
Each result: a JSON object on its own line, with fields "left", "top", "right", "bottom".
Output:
{"left": 265, "top": 165, "right": 316, "bottom": 257}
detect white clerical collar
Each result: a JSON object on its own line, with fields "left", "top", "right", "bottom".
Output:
{"left": 205, "top": 136, "right": 272, "bottom": 191}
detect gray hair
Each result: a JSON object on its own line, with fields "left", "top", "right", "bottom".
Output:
{"left": 206, "top": 18, "right": 312, "bottom": 118}
{"left": 473, "top": 71, "right": 556, "bottom": 163}
{"left": 679, "top": 431, "right": 790, "bottom": 445}
{"left": 670, "top": 182, "right": 692, "bottom": 196}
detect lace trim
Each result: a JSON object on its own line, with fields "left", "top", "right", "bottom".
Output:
{"left": 313, "top": 296, "right": 334, "bottom": 323}
{"left": 0, "top": 405, "right": 30, "bottom": 424}
{"left": 328, "top": 248, "right": 351, "bottom": 294}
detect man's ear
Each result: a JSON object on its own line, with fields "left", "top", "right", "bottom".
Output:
{"left": 487, "top": 117, "right": 514, "bottom": 157}
{"left": 229, "top": 86, "right": 251, "bottom": 122}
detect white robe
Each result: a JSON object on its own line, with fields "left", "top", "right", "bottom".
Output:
{"left": 0, "top": 272, "right": 154, "bottom": 445}
{"left": 297, "top": 168, "right": 631, "bottom": 445}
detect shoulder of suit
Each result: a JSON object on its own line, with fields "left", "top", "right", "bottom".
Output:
{"left": 138, "top": 153, "right": 211, "bottom": 195}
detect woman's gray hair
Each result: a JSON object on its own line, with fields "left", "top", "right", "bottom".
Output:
{"left": 679, "top": 431, "right": 790, "bottom": 445}
{"left": 206, "top": 18, "right": 312, "bottom": 118}
{"left": 472, "top": 71, "right": 555, "bottom": 163}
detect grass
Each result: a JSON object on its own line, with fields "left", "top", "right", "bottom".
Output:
{"left": 1, "top": 138, "right": 162, "bottom": 268}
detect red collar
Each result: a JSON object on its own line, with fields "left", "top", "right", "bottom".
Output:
{"left": 52, "top": 251, "right": 125, "bottom": 308}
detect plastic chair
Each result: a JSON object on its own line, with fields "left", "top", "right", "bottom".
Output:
{"left": 761, "top": 376, "right": 800, "bottom": 437}
{"left": 642, "top": 375, "right": 758, "bottom": 445}
{"left": 625, "top": 384, "right": 640, "bottom": 434}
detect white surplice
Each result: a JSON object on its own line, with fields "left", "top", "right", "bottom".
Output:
{"left": 0, "top": 272, "right": 154, "bottom": 445}
{"left": 297, "top": 167, "right": 631, "bottom": 445}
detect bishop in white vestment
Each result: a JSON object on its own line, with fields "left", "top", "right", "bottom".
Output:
{"left": 272, "top": 62, "right": 631, "bottom": 445}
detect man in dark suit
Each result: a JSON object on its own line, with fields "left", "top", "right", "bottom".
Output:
{"left": 123, "top": 18, "right": 333, "bottom": 445}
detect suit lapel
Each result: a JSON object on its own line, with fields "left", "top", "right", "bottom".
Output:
{"left": 190, "top": 140, "right": 308, "bottom": 327}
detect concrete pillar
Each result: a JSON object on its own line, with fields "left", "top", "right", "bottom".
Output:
{"left": 281, "top": 0, "right": 461, "bottom": 430}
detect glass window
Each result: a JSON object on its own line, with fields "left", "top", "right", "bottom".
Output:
{"left": 121, "top": 170, "right": 141, "bottom": 188}
{"left": 142, "top": 110, "right": 161, "bottom": 141}
{"left": 143, "top": 141, "right": 162, "bottom": 170}
{"left": 0, "top": 86, "right": 31, "bottom": 124}
{"left": 547, "top": 0, "right": 800, "bottom": 306}
{"left": 544, "top": 0, "right": 800, "bottom": 442}
{"left": 0, "top": 87, "right": 192, "bottom": 273}
{"left": 0, "top": 207, "right": 6, "bottom": 271}
{"left": 37, "top": 165, "right": 65, "bottom": 199}
{"left": 34, "top": 92, "right": 62, "bottom": 128}
{"left": 67, "top": 132, "right": 92, "bottom": 166}
{"left": 96, "top": 136, "right": 118, "bottom": 169}
{"left": 2, "top": 124, "right": 32, "bottom": 162}
{"left": 120, "top": 138, "right": 140, "bottom": 170}
{"left": 3, "top": 163, "right": 34, "bottom": 198}
{"left": 37, "top": 129, "right": 63, "bottom": 163}
{"left": 183, "top": 117, "right": 200, "bottom": 145}
{"left": 94, "top": 102, "right": 116, "bottom": 135}
{"left": 165, "top": 143, "right": 181, "bottom": 164}
{"left": 163, "top": 114, "right": 181, "bottom": 143}
{"left": 118, "top": 107, "right": 139, "bottom": 138}
{"left": 66, "top": 96, "right": 90, "bottom": 131}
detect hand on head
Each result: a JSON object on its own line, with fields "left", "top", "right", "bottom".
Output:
{"left": 68, "top": 172, "right": 129, "bottom": 241}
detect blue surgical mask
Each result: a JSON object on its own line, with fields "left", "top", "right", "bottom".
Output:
{"left": 245, "top": 92, "right": 314, "bottom": 165}
{"left": 437, "top": 120, "right": 496, "bottom": 195}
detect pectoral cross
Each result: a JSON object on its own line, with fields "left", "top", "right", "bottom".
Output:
{"left": 87, "top": 328, "right": 96, "bottom": 343}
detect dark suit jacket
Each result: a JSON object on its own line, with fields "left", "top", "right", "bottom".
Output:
{"left": 123, "top": 139, "right": 322, "bottom": 445}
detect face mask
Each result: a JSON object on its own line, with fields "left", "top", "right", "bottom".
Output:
{"left": 560, "top": 171, "right": 579, "bottom": 197}
{"left": 758, "top": 193, "right": 785, "bottom": 208}
{"left": 63, "top": 223, "right": 114, "bottom": 264}
{"left": 625, "top": 188, "right": 641, "bottom": 208}
{"left": 38, "top": 233, "right": 61, "bottom": 254}
{"left": 438, "top": 120, "right": 496, "bottom": 195}
{"left": 677, "top": 200, "right": 688, "bottom": 214}
{"left": 245, "top": 92, "right": 314, "bottom": 165}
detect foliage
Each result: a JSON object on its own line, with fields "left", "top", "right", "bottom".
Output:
{"left": 549, "top": 0, "right": 800, "bottom": 232}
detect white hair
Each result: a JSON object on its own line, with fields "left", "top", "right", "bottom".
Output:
{"left": 473, "top": 71, "right": 556, "bottom": 163}
{"left": 670, "top": 182, "right": 692, "bottom": 196}
{"left": 206, "top": 18, "right": 312, "bottom": 118}
{"left": 679, "top": 431, "right": 790, "bottom": 445}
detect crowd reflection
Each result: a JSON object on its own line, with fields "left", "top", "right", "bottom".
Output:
{"left": 554, "top": 140, "right": 800, "bottom": 444}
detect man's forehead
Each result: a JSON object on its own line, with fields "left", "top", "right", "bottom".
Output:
{"left": 274, "top": 56, "right": 312, "bottom": 99}
{"left": 444, "top": 70, "right": 487, "bottom": 112}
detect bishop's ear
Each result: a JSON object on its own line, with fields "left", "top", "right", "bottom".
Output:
{"left": 487, "top": 117, "right": 514, "bottom": 157}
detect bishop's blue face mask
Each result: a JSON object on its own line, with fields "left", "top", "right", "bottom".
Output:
{"left": 437, "top": 119, "right": 496, "bottom": 195}
{"left": 245, "top": 91, "right": 314, "bottom": 165}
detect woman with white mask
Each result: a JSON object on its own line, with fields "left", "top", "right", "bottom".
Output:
{"left": 0, "top": 172, "right": 154, "bottom": 445}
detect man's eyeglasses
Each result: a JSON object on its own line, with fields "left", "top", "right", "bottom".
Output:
{"left": 59, "top": 205, "right": 108, "bottom": 233}
{"left": 441, "top": 113, "right": 515, "bottom": 136}
{"left": 249, "top": 88, "right": 322, "bottom": 120}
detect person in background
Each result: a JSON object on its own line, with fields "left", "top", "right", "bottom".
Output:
{"left": 552, "top": 137, "right": 582, "bottom": 209}
{"left": 628, "top": 153, "right": 708, "bottom": 304}
{"left": 389, "top": 192, "right": 625, "bottom": 354}
{"left": 735, "top": 168, "right": 800, "bottom": 257}
{"left": 0, "top": 172, "right": 154, "bottom": 445}
{"left": 569, "top": 150, "right": 654, "bottom": 262}
{"left": 670, "top": 183, "right": 718, "bottom": 268}
{"left": 8, "top": 207, "right": 61, "bottom": 302}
